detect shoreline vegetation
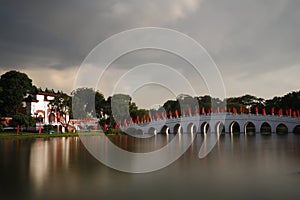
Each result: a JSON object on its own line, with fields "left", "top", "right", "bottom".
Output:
{"left": 0, "top": 131, "right": 79, "bottom": 140}
{"left": 1, "top": 70, "right": 300, "bottom": 139}
{"left": 0, "top": 129, "right": 126, "bottom": 140}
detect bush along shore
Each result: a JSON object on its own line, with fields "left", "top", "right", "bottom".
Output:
{"left": 0, "top": 128, "right": 125, "bottom": 140}
{"left": 0, "top": 131, "right": 78, "bottom": 140}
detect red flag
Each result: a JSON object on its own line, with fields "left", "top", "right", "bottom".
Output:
{"left": 217, "top": 107, "right": 220, "bottom": 113}
{"left": 175, "top": 110, "right": 179, "bottom": 118}
{"left": 188, "top": 108, "right": 192, "bottom": 116}
{"left": 103, "top": 123, "right": 107, "bottom": 131}
{"left": 195, "top": 107, "right": 199, "bottom": 115}
{"left": 123, "top": 119, "right": 127, "bottom": 127}
{"left": 16, "top": 125, "right": 20, "bottom": 134}
{"left": 255, "top": 107, "right": 259, "bottom": 114}
{"left": 286, "top": 110, "right": 289, "bottom": 116}
{"left": 129, "top": 118, "right": 133, "bottom": 125}
{"left": 240, "top": 106, "right": 243, "bottom": 113}
{"left": 233, "top": 107, "right": 237, "bottom": 115}
{"left": 156, "top": 112, "right": 161, "bottom": 120}
{"left": 289, "top": 109, "right": 292, "bottom": 116}
{"left": 278, "top": 109, "right": 283, "bottom": 116}
{"left": 201, "top": 107, "right": 205, "bottom": 115}
{"left": 248, "top": 107, "right": 251, "bottom": 114}
{"left": 169, "top": 111, "right": 173, "bottom": 118}
{"left": 228, "top": 108, "right": 231, "bottom": 113}
{"left": 114, "top": 123, "right": 118, "bottom": 129}
{"left": 271, "top": 107, "right": 275, "bottom": 115}
{"left": 293, "top": 111, "right": 297, "bottom": 117}
{"left": 262, "top": 108, "right": 266, "bottom": 115}
{"left": 181, "top": 109, "right": 185, "bottom": 117}
{"left": 38, "top": 125, "right": 42, "bottom": 134}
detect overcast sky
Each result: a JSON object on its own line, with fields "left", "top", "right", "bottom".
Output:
{"left": 1, "top": 0, "right": 300, "bottom": 108}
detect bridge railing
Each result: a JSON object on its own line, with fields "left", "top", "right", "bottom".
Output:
{"left": 121, "top": 112, "right": 300, "bottom": 128}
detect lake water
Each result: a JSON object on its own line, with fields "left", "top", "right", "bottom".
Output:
{"left": 1, "top": 133, "right": 300, "bottom": 200}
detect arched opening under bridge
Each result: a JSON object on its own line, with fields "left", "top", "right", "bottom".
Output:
{"left": 160, "top": 125, "right": 170, "bottom": 134}
{"left": 260, "top": 122, "right": 272, "bottom": 135}
{"left": 293, "top": 125, "right": 300, "bottom": 134}
{"left": 230, "top": 121, "right": 240, "bottom": 135}
{"left": 187, "top": 123, "right": 197, "bottom": 134}
{"left": 173, "top": 124, "right": 183, "bottom": 134}
{"left": 276, "top": 124, "right": 288, "bottom": 135}
{"left": 148, "top": 127, "right": 157, "bottom": 135}
{"left": 245, "top": 122, "right": 256, "bottom": 136}
{"left": 201, "top": 122, "right": 210, "bottom": 134}
{"left": 215, "top": 122, "right": 225, "bottom": 135}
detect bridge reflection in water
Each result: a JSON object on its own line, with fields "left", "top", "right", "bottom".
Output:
{"left": 1, "top": 134, "right": 300, "bottom": 200}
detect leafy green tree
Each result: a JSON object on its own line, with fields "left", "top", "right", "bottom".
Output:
{"left": 0, "top": 70, "right": 35, "bottom": 116}
{"left": 48, "top": 91, "right": 72, "bottom": 122}
{"left": 95, "top": 91, "right": 106, "bottom": 119}
{"left": 265, "top": 91, "right": 300, "bottom": 114}
{"left": 71, "top": 88, "right": 104, "bottom": 118}
{"left": 163, "top": 100, "right": 180, "bottom": 116}
{"left": 10, "top": 113, "right": 35, "bottom": 133}
{"left": 111, "top": 94, "right": 131, "bottom": 121}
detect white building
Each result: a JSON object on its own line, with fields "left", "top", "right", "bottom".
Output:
{"left": 26, "top": 92, "right": 70, "bottom": 128}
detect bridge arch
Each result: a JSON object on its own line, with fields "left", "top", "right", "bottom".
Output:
{"left": 173, "top": 124, "right": 183, "bottom": 134}
{"left": 135, "top": 129, "right": 143, "bottom": 135}
{"left": 293, "top": 125, "right": 300, "bottom": 134}
{"left": 276, "top": 123, "right": 288, "bottom": 135}
{"left": 260, "top": 122, "right": 272, "bottom": 135}
{"left": 244, "top": 122, "right": 256, "bottom": 135}
{"left": 215, "top": 122, "right": 225, "bottom": 135}
{"left": 160, "top": 125, "right": 170, "bottom": 134}
{"left": 187, "top": 123, "right": 197, "bottom": 134}
{"left": 230, "top": 121, "right": 240, "bottom": 134}
{"left": 200, "top": 122, "right": 210, "bottom": 134}
{"left": 148, "top": 127, "right": 157, "bottom": 135}
{"left": 125, "top": 127, "right": 136, "bottom": 135}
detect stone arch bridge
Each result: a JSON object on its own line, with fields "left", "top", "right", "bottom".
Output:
{"left": 123, "top": 113, "right": 300, "bottom": 135}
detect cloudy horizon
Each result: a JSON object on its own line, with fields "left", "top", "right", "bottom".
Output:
{"left": 1, "top": 0, "right": 300, "bottom": 108}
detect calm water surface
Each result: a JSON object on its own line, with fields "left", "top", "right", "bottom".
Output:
{"left": 1, "top": 134, "right": 300, "bottom": 200}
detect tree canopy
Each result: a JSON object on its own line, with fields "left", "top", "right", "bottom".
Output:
{"left": 0, "top": 70, "right": 35, "bottom": 116}
{"left": 1, "top": 70, "right": 300, "bottom": 131}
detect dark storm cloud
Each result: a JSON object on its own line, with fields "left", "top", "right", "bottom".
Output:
{"left": 0, "top": 0, "right": 200, "bottom": 70}
{"left": 0, "top": 0, "right": 299, "bottom": 98}
{"left": 0, "top": 0, "right": 112, "bottom": 69}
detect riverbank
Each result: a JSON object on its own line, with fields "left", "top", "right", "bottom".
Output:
{"left": 0, "top": 131, "right": 126, "bottom": 140}
{"left": 0, "top": 131, "right": 78, "bottom": 140}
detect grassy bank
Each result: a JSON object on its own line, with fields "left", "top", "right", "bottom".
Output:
{"left": 0, "top": 131, "right": 78, "bottom": 140}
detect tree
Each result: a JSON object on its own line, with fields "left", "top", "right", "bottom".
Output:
{"left": 0, "top": 70, "right": 35, "bottom": 116}
{"left": 111, "top": 94, "right": 131, "bottom": 122}
{"left": 71, "top": 88, "right": 105, "bottom": 119}
{"left": 95, "top": 91, "right": 106, "bottom": 119}
{"left": 10, "top": 113, "right": 35, "bottom": 134}
{"left": 48, "top": 91, "right": 72, "bottom": 123}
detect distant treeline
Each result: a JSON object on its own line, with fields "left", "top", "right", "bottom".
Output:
{"left": 1, "top": 70, "right": 300, "bottom": 130}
